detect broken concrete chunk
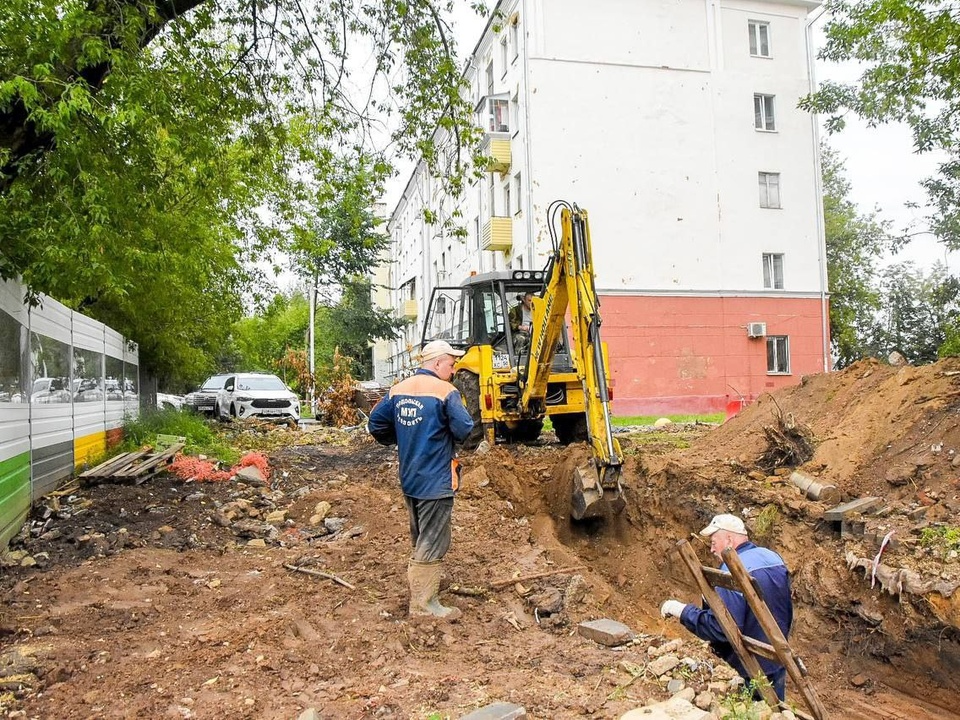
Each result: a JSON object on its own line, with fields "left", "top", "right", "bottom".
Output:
{"left": 577, "top": 619, "right": 635, "bottom": 647}
{"left": 647, "top": 653, "right": 680, "bottom": 677}
{"left": 648, "top": 638, "right": 683, "bottom": 657}
{"left": 459, "top": 701, "right": 527, "bottom": 720}
{"left": 236, "top": 466, "right": 267, "bottom": 486}
{"left": 297, "top": 710, "right": 321, "bottom": 720}
{"left": 312, "top": 501, "right": 332, "bottom": 521}
{"left": 619, "top": 695, "right": 712, "bottom": 719}
{"left": 824, "top": 497, "right": 882, "bottom": 522}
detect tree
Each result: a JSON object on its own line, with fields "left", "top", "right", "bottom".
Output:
{"left": 325, "top": 277, "right": 405, "bottom": 378}
{"left": 0, "top": 1, "right": 483, "bottom": 381}
{"left": 822, "top": 144, "right": 893, "bottom": 368}
{"left": 802, "top": 1, "right": 960, "bottom": 246}
{"left": 866, "top": 261, "right": 960, "bottom": 363}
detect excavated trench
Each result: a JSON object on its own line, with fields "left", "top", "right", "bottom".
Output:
{"left": 484, "top": 432, "right": 960, "bottom": 718}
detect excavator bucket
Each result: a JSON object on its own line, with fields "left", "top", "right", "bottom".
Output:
{"left": 571, "top": 460, "right": 625, "bottom": 520}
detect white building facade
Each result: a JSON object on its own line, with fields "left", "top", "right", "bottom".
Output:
{"left": 379, "top": 0, "right": 829, "bottom": 415}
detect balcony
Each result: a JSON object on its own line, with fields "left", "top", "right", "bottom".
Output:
{"left": 402, "top": 299, "right": 418, "bottom": 319}
{"left": 483, "top": 136, "right": 511, "bottom": 175}
{"left": 481, "top": 217, "right": 513, "bottom": 252}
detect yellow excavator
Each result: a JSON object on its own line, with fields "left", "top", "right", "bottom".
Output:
{"left": 420, "top": 200, "right": 624, "bottom": 519}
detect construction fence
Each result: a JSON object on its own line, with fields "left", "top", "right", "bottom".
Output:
{"left": 0, "top": 278, "right": 139, "bottom": 548}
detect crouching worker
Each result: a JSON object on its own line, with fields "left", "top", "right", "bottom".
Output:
{"left": 367, "top": 340, "right": 474, "bottom": 620}
{"left": 660, "top": 514, "right": 793, "bottom": 701}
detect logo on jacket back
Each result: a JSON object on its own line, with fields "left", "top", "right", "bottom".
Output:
{"left": 397, "top": 398, "right": 424, "bottom": 427}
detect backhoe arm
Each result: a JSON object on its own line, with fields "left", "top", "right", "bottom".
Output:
{"left": 521, "top": 202, "right": 624, "bottom": 519}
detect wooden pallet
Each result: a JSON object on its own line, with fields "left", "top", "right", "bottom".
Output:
{"left": 79, "top": 443, "right": 184, "bottom": 485}
{"left": 676, "top": 539, "right": 828, "bottom": 720}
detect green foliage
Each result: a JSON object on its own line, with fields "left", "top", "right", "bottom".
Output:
{"left": 802, "top": 0, "right": 960, "bottom": 247}
{"left": 120, "top": 408, "right": 239, "bottom": 464}
{"left": 919, "top": 525, "right": 960, "bottom": 559}
{"left": 718, "top": 676, "right": 774, "bottom": 719}
{"left": 0, "top": 0, "right": 486, "bottom": 386}
{"left": 324, "top": 277, "right": 405, "bottom": 379}
{"left": 753, "top": 504, "right": 780, "bottom": 539}
{"left": 822, "top": 144, "right": 893, "bottom": 368}
{"left": 868, "top": 261, "right": 960, "bottom": 363}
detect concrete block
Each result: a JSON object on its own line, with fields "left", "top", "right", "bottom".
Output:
{"left": 824, "top": 497, "right": 882, "bottom": 522}
{"left": 459, "top": 702, "right": 527, "bottom": 720}
{"left": 578, "top": 619, "right": 635, "bottom": 647}
{"left": 619, "top": 695, "right": 712, "bottom": 720}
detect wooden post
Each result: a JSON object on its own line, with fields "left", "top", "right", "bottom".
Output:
{"left": 675, "top": 540, "right": 781, "bottom": 708}
{"left": 722, "top": 547, "right": 829, "bottom": 720}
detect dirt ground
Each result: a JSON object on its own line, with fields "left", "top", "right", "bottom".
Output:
{"left": 2, "top": 357, "right": 960, "bottom": 719}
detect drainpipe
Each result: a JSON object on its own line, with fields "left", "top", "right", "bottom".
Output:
{"left": 522, "top": 0, "right": 535, "bottom": 269}
{"left": 805, "top": 5, "right": 830, "bottom": 372}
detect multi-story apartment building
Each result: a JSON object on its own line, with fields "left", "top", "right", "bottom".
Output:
{"left": 378, "top": 0, "right": 828, "bottom": 415}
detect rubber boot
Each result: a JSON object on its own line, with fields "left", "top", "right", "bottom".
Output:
{"left": 407, "top": 559, "right": 462, "bottom": 620}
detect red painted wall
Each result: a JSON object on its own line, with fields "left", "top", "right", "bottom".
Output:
{"left": 599, "top": 295, "right": 829, "bottom": 416}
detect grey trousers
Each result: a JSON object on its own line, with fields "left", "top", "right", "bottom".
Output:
{"left": 403, "top": 495, "right": 453, "bottom": 562}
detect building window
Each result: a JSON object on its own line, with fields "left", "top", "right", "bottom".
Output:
{"left": 504, "top": 182, "right": 511, "bottom": 218}
{"left": 488, "top": 174, "right": 496, "bottom": 216}
{"left": 500, "top": 37, "right": 508, "bottom": 77}
{"left": 767, "top": 336, "right": 790, "bottom": 374}
{"left": 749, "top": 20, "right": 770, "bottom": 57}
{"left": 754, "top": 94, "right": 776, "bottom": 131}
{"left": 762, "top": 253, "right": 784, "bottom": 289}
{"left": 759, "top": 172, "right": 781, "bottom": 209}
{"left": 486, "top": 61, "right": 494, "bottom": 96}
{"left": 513, "top": 173, "right": 521, "bottom": 214}
{"left": 510, "top": 19, "right": 519, "bottom": 61}
{"left": 487, "top": 96, "right": 510, "bottom": 133}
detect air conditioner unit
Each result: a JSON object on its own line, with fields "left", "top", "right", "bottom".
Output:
{"left": 747, "top": 322, "right": 767, "bottom": 338}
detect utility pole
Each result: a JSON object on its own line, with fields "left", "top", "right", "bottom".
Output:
{"left": 308, "top": 275, "right": 316, "bottom": 417}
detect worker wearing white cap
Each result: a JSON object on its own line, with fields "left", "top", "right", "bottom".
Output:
{"left": 660, "top": 513, "right": 793, "bottom": 701}
{"left": 368, "top": 339, "right": 474, "bottom": 620}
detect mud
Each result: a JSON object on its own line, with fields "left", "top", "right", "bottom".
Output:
{"left": 1, "top": 358, "right": 959, "bottom": 718}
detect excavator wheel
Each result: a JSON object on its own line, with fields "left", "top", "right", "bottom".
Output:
{"left": 552, "top": 412, "right": 588, "bottom": 445}
{"left": 453, "top": 370, "right": 484, "bottom": 450}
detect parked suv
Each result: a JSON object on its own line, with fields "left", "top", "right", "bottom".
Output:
{"left": 183, "top": 374, "right": 230, "bottom": 416}
{"left": 216, "top": 372, "right": 300, "bottom": 422}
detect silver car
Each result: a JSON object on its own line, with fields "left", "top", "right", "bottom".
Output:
{"left": 183, "top": 373, "right": 230, "bottom": 415}
{"left": 216, "top": 372, "right": 300, "bottom": 422}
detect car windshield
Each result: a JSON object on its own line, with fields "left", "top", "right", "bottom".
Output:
{"left": 237, "top": 376, "right": 286, "bottom": 391}
{"left": 201, "top": 375, "right": 228, "bottom": 391}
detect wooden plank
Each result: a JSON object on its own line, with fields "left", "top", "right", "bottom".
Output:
{"left": 79, "top": 450, "right": 150, "bottom": 479}
{"left": 78, "top": 451, "right": 135, "bottom": 478}
{"left": 722, "top": 547, "right": 829, "bottom": 720}
{"left": 823, "top": 497, "right": 882, "bottom": 522}
{"left": 114, "top": 443, "right": 184, "bottom": 478}
{"left": 741, "top": 635, "right": 779, "bottom": 663}
{"left": 675, "top": 541, "right": 781, "bottom": 708}
{"left": 701, "top": 566, "right": 763, "bottom": 596}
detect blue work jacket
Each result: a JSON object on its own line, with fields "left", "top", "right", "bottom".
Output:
{"left": 679, "top": 541, "right": 793, "bottom": 680}
{"left": 367, "top": 369, "right": 474, "bottom": 499}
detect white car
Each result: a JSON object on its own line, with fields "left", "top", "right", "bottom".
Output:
{"left": 216, "top": 372, "right": 300, "bottom": 422}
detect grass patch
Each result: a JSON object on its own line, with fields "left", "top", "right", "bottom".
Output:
{"left": 753, "top": 504, "right": 780, "bottom": 539}
{"left": 612, "top": 413, "right": 724, "bottom": 426}
{"left": 121, "top": 409, "right": 240, "bottom": 465}
{"left": 919, "top": 525, "right": 960, "bottom": 559}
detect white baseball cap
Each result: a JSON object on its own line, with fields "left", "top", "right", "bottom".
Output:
{"left": 419, "top": 339, "right": 465, "bottom": 363}
{"left": 700, "top": 514, "right": 747, "bottom": 537}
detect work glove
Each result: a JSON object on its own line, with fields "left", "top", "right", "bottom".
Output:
{"left": 660, "top": 599, "right": 686, "bottom": 619}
